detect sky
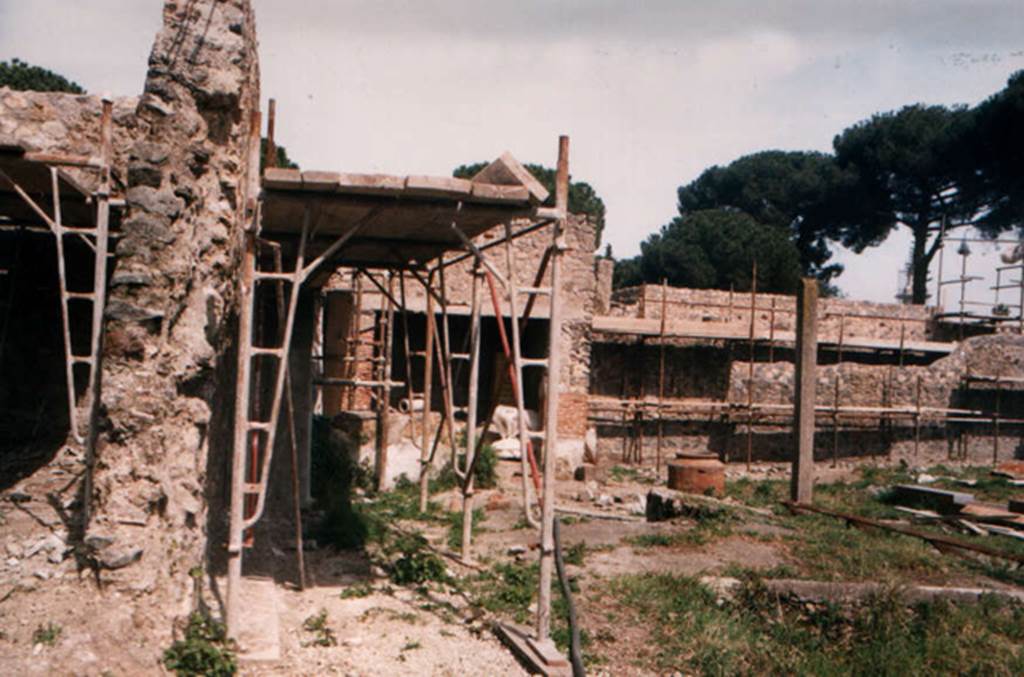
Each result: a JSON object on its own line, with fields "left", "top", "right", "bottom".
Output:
{"left": 1, "top": 0, "right": 1022, "bottom": 303}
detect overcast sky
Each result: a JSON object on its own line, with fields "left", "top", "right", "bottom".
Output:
{"left": 1, "top": 0, "right": 1022, "bottom": 303}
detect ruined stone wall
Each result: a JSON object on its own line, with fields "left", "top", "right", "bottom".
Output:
{"left": 0, "top": 89, "right": 142, "bottom": 185}
{"left": 609, "top": 285, "right": 935, "bottom": 343}
{"left": 728, "top": 334, "right": 1024, "bottom": 408}
{"left": 87, "top": 0, "right": 260, "bottom": 618}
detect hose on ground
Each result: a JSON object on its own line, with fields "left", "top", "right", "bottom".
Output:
{"left": 553, "top": 519, "right": 586, "bottom": 677}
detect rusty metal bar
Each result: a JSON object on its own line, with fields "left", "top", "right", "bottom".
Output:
{"left": 784, "top": 501, "right": 1024, "bottom": 565}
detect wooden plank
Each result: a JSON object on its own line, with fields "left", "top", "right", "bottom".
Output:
{"left": 493, "top": 622, "right": 571, "bottom": 677}
{"left": 590, "top": 315, "right": 956, "bottom": 354}
{"left": 472, "top": 151, "right": 549, "bottom": 204}
{"left": 300, "top": 170, "right": 339, "bottom": 191}
{"left": 470, "top": 182, "right": 531, "bottom": 204}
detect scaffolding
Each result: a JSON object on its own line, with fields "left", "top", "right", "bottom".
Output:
{"left": 0, "top": 99, "right": 115, "bottom": 523}
{"left": 933, "top": 230, "right": 1024, "bottom": 336}
{"left": 227, "top": 106, "right": 572, "bottom": 651}
{"left": 590, "top": 263, "right": 1022, "bottom": 470}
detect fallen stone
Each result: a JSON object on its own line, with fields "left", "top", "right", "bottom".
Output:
{"left": 507, "top": 545, "right": 527, "bottom": 556}
{"left": 99, "top": 547, "right": 143, "bottom": 570}
{"left": 594, "top": 494, "right": 614, "bottom": 508}
{"left": 574, "top": 464, "right": 607, "bottom": 483}
{"left": 646, "top": 488, "right": 729, "bottom": 522}
{"left": 8, "top": 491, "right": 30, "bottom": 504}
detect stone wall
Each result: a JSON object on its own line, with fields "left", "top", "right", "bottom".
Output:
{"left": 609, "top": 284, "right": 935, "bottom": 343}
{"left": 326, "top": 213, "right": 599, "bottom": 445}
{"left": 728, "top": 334, "right": 1024, "bottom": 408}
{"left": 93, "top": 0, "right": 259, "bottom": 618}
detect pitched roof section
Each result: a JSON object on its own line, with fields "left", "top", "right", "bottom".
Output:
{"left": 470, "top": 151, "right": 550, "bottom": 205}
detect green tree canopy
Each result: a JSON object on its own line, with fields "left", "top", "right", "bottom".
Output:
{"left": 613, "top": 209, "right": 802, "bottom": 294}
{"left": 260, "top": 138, "right": 299, "bottom": 172}
{"left": 454, "top": 161, "right": 606, "bottom": 246}
{"left": 832, "top": 103, "right": 983, "bottom": 304}
{"left": 676, "top": 150, "right": 855, "bottom": 285}
{"left": 0, "top": 58, "right": 84, "bottom": 94}
{"left": 968, "top": 70, "right": 1024, "bottom": 235}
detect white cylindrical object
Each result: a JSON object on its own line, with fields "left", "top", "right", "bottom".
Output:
{"left": 399, "top": 397, "right": 424, "bottom": 414}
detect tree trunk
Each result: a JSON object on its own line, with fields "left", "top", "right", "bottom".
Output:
{"left": 911, "top": 222, "right": 930, "bottom": 304}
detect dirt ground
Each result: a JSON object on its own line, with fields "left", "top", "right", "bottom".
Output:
{"left": 4, "top": 452, "right": 1024, "bottom": 675}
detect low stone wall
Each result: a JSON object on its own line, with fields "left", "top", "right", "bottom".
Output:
{"left": 609, "top": 284, "right": 935, "bottom": 343}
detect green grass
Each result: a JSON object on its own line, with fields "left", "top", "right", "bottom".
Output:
{"left": 597, "top": 572, "right": 1024, "bottom": 675}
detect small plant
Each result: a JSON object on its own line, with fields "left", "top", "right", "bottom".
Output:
{"left": 391, "top": 534, "right": 450, "bottom": 586}
{"left": 302, "top": 609, "right": 338, "bottom": 647}
{"left": 435, "top": 444, "right": 499, "bottom": 491}
{"left": 32, "top": 622, "right": 61, "bottom": 647}
{"left": 163, "top": 612, "right": 237, "bottom": 677}
{"left": 563, "top": 541, "right": 587, "bottom": 566}
{"left": 340, "top": 582, "right": 374, "bottom": 599}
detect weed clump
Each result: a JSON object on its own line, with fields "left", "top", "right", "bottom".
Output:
{"left": 302, "top": 609, "right": 338, "bottom": 647}
{"left": 389, "top": 532, "right": 450, "bottom": 585}
{"left": 32, "top": 622, "right": 61, "bottom": 647}
{"left": 162, "top": 612, "right": 237, "bottom": 677}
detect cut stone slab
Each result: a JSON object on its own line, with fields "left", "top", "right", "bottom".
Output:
{"left": 471, "top": 152, "right": 549, "bottom": 204}
{"left": 235, "top": 577, "right": 281, "bottom": 664}
{"left": 891, "top": 485, "right": 974, "bottom": 514}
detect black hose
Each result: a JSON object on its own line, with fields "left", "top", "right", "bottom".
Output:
{"left": 553, "top": 519, "right": 586, "bottom": 677}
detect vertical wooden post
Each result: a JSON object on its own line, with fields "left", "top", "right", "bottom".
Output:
{"left": 537, "top": 135, "right": 569, "bottom": 644}
{"left": 791, "top": 278, "right": 818, "bottom": 504}
{"left": 461, "top": 267, "right": 483, "bottom": 561}
{"left": 263, "top": 98, "right": 277, "bottom": 170}
{"left": 746, "top": 262, "right": 757, "bottom": 469}
{"left": 418, "top": 273, "right": 436, "bottom": 513}
{"left": 656, "top": 279, "right": 667, "bottom": 474}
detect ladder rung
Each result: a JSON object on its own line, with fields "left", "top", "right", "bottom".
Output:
{"left": 243, "top": 483, "right": 263, "bottom": 493}
{"left": 527, "top": 430, "right": 546, "bottom": 440}
{"left": 66, "top": 292, "right": 95, "bottom": 300}
{"left": 60, "top": 226, "right": 98, "bottom": 235}
{"left": 251, "top": 347, "right": 285, "bottom": 357}
{"left": 450, "top": 353, "right": 470, "bottom": 361}
{"left": 352, "top": 339, "right": 382, "bottom": 346}
{"left": 248, "top": 421, "right": 271, "bottom": 431}
{"left": 408, "top": 350, "right": 428, "bottom": 358}
{"left": 254, "top": 271, "right": 294, "bottom": 281}
{"left": 518, "top": 286, "right": 552, "bottom": 296}
{"left": 520, "top": 358, "right": 548, "bottom": 369}
{"left": 71, "top": 356, "right": 93, "bottom": 365}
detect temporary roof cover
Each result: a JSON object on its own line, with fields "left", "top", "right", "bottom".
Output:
{"left": 259, "top": 152, "right": 549, "bottom": 269}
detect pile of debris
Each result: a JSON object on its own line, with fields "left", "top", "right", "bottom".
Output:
{"left": 889, "top": 462, "right": 1024, "bottom": 541}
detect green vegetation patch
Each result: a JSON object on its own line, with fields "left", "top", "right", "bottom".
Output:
{"left": 163, "top": 612, "right": 237, "bottom": 677}
{"left": 599, "top": 572, "right": 1024, "bottom": 675}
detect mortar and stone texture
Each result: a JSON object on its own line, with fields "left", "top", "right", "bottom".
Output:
{"left": 609, "top": 284, "right": 936, "bottom": 343}
{"left": 2, "top": 0, "right": 261, "bottom": 638}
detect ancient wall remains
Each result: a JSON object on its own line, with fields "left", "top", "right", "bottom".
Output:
{"left": 609, "top": 284, "right": 935, "bottom": 343}
{"left": 91, "top": 0, "right": 260, "bottom": 618}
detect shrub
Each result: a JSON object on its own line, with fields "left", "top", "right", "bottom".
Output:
{"left": 162, "top": 612, "right": 237, "bottom": 677}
